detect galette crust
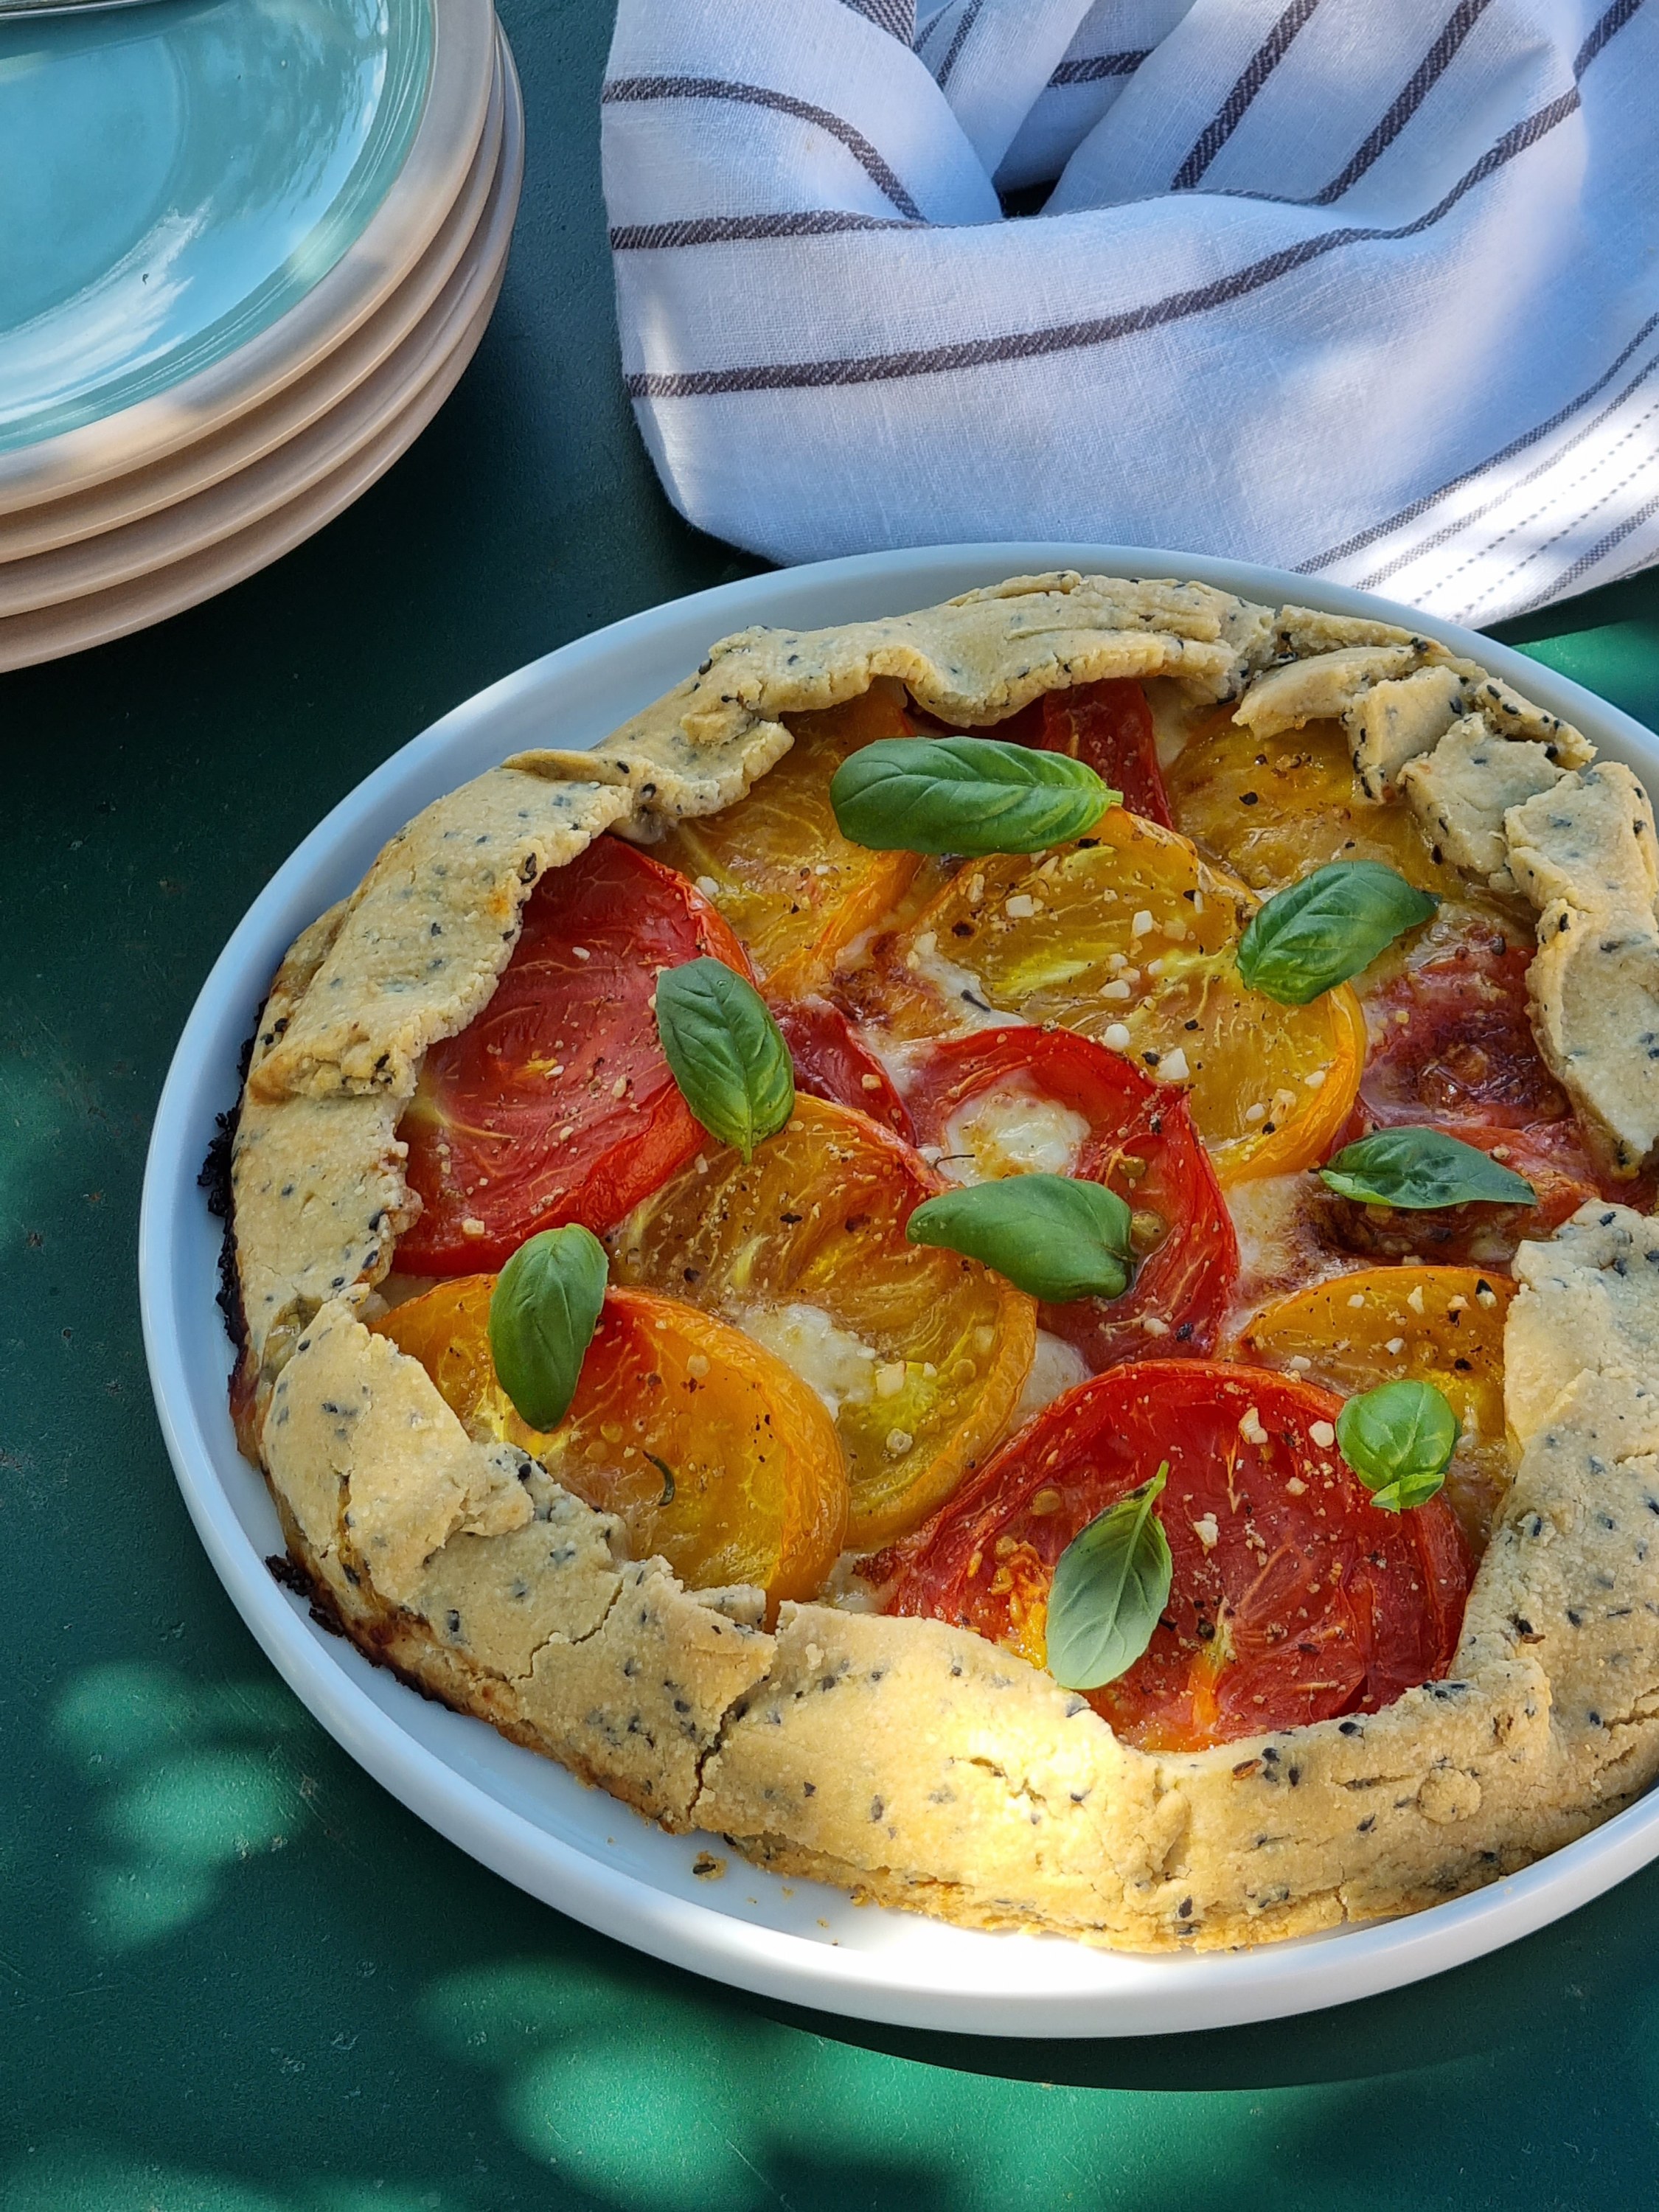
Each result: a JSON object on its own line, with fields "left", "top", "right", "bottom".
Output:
{"left": 1399, "top": 716, "right": 1565, "bottom": 886}
{"left": 1345, "top": 664, "right": 1468, "bottom": 801}
{"left": 251, "top": 769, "right": 639, "bottom": 1102}
{"left": 229, "top": 577, "right": 1659, "bottom": 1950}
{"left": 1505, "top": 766, "right": 1659, "bottom": 1174}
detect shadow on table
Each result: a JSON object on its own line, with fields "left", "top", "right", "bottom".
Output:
{"left": 52, "top": 1652, "right": 1650, "bottom": 2101}
{"left": 406, "top": 1894, "right": 1659, "bottom": 2210}
{"left": 24, "top": 1646, "right": 1659, "bottom": 2211}
{"left": 47, "top": 1658, "right": 320, "bottom": 1952}
{"left": 742, "top": 1856, "right": 1659, "bottom": 2092}
{"left": 2, "top": 2136, "right": 961, "bottom": 2212}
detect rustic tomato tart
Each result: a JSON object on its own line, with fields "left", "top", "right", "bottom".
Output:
{"left": 223, "top": 572, "right": 1659, "bottom": 1951}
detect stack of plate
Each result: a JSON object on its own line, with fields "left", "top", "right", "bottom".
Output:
{"left": 0, "top": 0, "right": 521, "bottom": 671}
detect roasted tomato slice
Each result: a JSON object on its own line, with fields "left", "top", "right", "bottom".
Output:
{"left": 1359, "top": 905, "right": 1573, "bottom": 1130}
{"left": 1033, "top": 678, "right": 1173, "bottom": 827}
{"left": 1318, "top": 1119, "right": 1615, "bottom": 1271}
{"left": 1232, "top": 1267, "right": 1513, "bottom": 1551}
{"left": 1339, "top": 903, "right": 1635, "bottom": 1265}
{"left": 901, "top": 1026, "right": 1238, "bottom": 1368}
{"left": 649, "top": 678, "right": 923, "bottom": 997}
{"left": 885, "top": 1361, "right": 1470, "bottom": 1752}
{"left": 877, "top": 805, "right": 1365, "bottom": 1182}
{"left": 969, "top": 677, "right": 1177, "bottom": 827}
{"left": 1166, "top": 710, "right": 1465, "bottom": 897}
{"left": 928, "top": 681, "right": 1171, "bottom": 825}
{"left": 770, "top": 993, "right": 914, "bottom": 1140}
{"left": 395, "top": 838, "right": 751, "bottom": 1273}
{"left": 608, "top": 1095, "right": 1036, "bottom": 1547}
{"left": 375, "top": 1279, "right": 847, "bottom": 1615}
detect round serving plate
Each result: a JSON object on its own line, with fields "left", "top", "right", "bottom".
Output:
{"left": 0, "top": 0, "right": 169, "bottom": 18}
{"left": 0, "top": 0, "right": 495, "bottom": 512}
{"left": 0, "top": 22, "right": 505, "bottom": 564}
{"left": 0, "top": 28, "right": 519, "bottom": 672}
{"left": 0, "top": 32, "right": 511, "bottom": 616}
{"left": 140, "top": 545, "right": 1659, "bottom": 2038}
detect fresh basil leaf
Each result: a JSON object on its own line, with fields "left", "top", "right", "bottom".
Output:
{"left": 1045, "top": 1464, "right": 1172, "bottom": 1691}
{"left": 1320, "top": 1127, "right": 1536, "bottom": 1210}
{"left": 655, "top": 957, "right": 795, "bottom": 1161}
{"left": 1237, "top": 861, "right": 1438, "bottom": 1005}
{"left": 1336, "top": 1380, "right": 1458, "bottom": 1512}
{"left": 905, "top": 1172, "right": 1135, "bottom": 1301}
{"left": 488, "top": 1225, "right": 609, "bottom": 1433}
{"left": 830, "top": 736, "right": 1116, "bottom": 856}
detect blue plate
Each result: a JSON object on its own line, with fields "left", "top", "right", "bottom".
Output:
{"left": 0, "top": 0, "right": 434, "bottom": 457}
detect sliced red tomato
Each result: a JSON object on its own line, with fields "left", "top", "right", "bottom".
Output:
{"left": 1341, "top": 903, "right": 1639, "bottom": 1266}
{"left": 1033, "top": 679, "right": 1173, "bottom": 828}
{"left": 884, "top": 1361, "right": 1470, "bottom": 1753}
{"left": 926, "top": 680, "right": 1172, "bottom": 825}
{"left": 769, "top": 994, "right": 914, "bottom": 1141}
{"left": 1320, "top": 1118, "right": 1621, "bottom": 1270}
{"left": 395, "top": 837, "right": 753, "bottom": 1273}
{"left": 901, "top": 1026, "right": 1238, "bottom": 1369}
{"left": 1360, "top": 907, "right": 1573, "bottom": 1132}
{"left": 858, "top": 804, "right": 1366, "bottom": 1183}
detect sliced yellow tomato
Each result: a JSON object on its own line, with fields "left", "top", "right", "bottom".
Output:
{"left": 608, "top": 1095, "right": 1037, "bottom": 1547}
{"left": 1166, "top": 712, "right": 1467, "bottom": 898}
{"left": 375, "top": 1278, "right": 847, "bottom": 1614}
{"left": 1230, "top": 1265, "right": 1514, "bottom": 1549}
{"left": 650, "top": 678, "right": 922, "bottom": 996}
{"left": 881, "top": 806, "right": 1363, "bottom": 1183}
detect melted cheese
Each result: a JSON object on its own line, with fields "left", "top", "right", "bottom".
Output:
{"left": 732, "top": 1300, "right": 877, "bottom": 1416}
{"left": 901, "top": 932, "right": 1020, "bottom": 1032}
{"left": 816, "top": 1550, "right": 888, "bottom": 1612}
{"left": 1225, "top": 1174, "right": 1357, "bottom": 1325}
{"left": 818, "top": 1331, "right": 1093, "bottom": 1612}
{"left": 1012, "top": 1329, "right": 1092, "bottom": 1427}
{"left": 939, "top": 1078, "right": 1091, "bottom": 1185}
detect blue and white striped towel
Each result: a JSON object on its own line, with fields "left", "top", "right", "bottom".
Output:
{"left": 602, "top": 0, "right": 1658, "bottom": 625}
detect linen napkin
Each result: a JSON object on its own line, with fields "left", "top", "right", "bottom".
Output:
{"left": 602, "top": 0, "right": 1659, "bottom": 625}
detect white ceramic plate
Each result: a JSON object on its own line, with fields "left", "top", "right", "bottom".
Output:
{"left": 140, "top": 546, "right": 1659, "bottom": 2039}
{"left": 0, "top": 29, "right": 521, "bottom": 672}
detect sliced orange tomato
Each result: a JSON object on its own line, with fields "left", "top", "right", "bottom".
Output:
{"left": 1166, "top": 711, "right": 1467, "bottom": 898}
{"left": 1231, "top": 1267, "right": 1514, "bottom": 1551}
{"left": 879, "top": 805, "right": 1365, "bottom": 1183}
{"left": 608, "top": 1095, "right": 1037, "bottom": 1547}
{"left": 883, "top": 1361, "right": 1470, "bottom": 1752}
{"left": 375, "top": 1278, "right": 847, "bottom": 1615}
{"left": 650, "top": 678, "right": 922, "bottom": 997}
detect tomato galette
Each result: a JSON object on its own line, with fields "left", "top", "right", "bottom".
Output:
{"left": 223, "top": 572, "right": 1659, "bottom": 1951}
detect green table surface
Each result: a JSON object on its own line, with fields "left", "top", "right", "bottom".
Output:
{"left": 8, "top": 7, "right": 1659, "bottom": 2205}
